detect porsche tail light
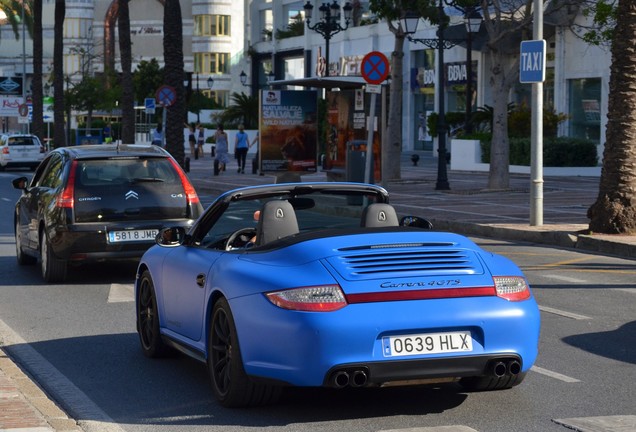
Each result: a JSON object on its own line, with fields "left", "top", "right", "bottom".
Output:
{"left": 56, "top": 160, "right": 78, "bottom": 208}
{"left": 266, "top": 285, "right": 347, "bottom": 312}
{"left": 168, "top": 158, "right": 200, "bottom": 205}
{"left": 493, "top": 276, "right": 531, "bottom": 301}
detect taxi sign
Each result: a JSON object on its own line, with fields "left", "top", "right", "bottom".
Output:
{"left": 520, "top": 40, "right": 546, "bottom": 83}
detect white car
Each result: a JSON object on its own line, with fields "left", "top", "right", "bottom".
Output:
{"left": 0, "top": 133, "right": 47, "bottom": 171}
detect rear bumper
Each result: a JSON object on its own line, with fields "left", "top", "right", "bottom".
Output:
{"left": 323, "top": 354, "right": 522, "bottom": 388}
{"left": 48, "top": 220, "right": 195, "bottom": 261}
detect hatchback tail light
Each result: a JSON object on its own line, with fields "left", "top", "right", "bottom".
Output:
{"left": 2, "top": 147, "right": 9, "bottom": 154}
{"left": 168, "top": 158, "right": 200, "bottom": 205}
{"left": 56, "top": 160, "right": 78, "bottom": 208}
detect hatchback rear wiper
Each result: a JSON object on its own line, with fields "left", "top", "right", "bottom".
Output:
{"left": 130, "top": 177, "right": 165, "bottom": 183}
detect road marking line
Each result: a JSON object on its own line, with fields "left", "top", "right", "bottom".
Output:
{"left": 616, "top": 288, "right": 636, "bottom": 294}
{"left": 379, "top": 427, "right": 479, "bottom": 432}
{"left": 542, "top": 274, "right": 587, "bottom": 283}
{"left": 542, "top": 257, "right": 592, "bottom": 268}
{"left": 531, "top": 366, "right": 581, "bottom": 383}
{"left": 539, "top": 305, "right": 591, "bottom": 320}
{"left": 107, "top": 284, "right": 134, "bottom": 303}
{"left": 553, "top": 415, "right": 636, "bottom": 431}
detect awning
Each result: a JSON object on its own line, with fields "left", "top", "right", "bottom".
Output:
{"left": 269, "top": 76, "right": 381, "bottom": 89}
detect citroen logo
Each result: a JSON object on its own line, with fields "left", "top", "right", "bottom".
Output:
{"left": 276, "top": 208, "right": 284, "bottom": 218}
{"left": 125, "top": 190, "right": 139, "bottom": 200}
{"left": 378, "top": 211, "right": 387, "bottom": 222}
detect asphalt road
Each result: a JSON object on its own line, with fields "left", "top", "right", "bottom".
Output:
{"left": 0, "top": 167, "right": 635, "bottom": 432}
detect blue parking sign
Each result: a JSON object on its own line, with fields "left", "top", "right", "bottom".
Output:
{"left": 519, "top": 40, "right": 546, "bottom": 83}
{"left": 145, "top": 97, "right": 156, "bottom": 114}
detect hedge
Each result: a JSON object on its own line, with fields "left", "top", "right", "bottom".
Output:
{"left": 479, "top": 136, "right": 598, "bottom": 167}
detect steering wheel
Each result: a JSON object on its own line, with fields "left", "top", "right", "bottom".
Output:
{"left": 225, "top": 228, "right": 257, "bottom": 251}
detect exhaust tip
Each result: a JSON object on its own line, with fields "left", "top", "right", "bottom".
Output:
{"left": 507, "top": 360, "right": 521, "bottom": 376}
{"left": 331, "top": 371, "right": 350, "bottom": 389}
{"left": 351, "top": 370, "right": 368, "bottom": 387}
{"left": 492, "top": 361, "right": 507, "bottom": 378}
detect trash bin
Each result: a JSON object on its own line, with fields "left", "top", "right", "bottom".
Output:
{"left": 346, "top": 140, "right": 371, "bottom": 183}
{"left": 346, "top": 140, "right": 372, "bottom": 205}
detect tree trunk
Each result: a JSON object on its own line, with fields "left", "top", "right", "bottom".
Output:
{"left": 383, "top": 34, "right": 405, "bottom": 183}
{"left": 588, "top": 1, "right": 636, "bottom": 234}
{"left": 53, "top": 0, "right": 66, "bottom": 147}
{"left": 31, "top": 0, "right": 44, "bottom": 143}
{"left": 487, "top": 69, "right": 510, "bottom": 190}
{"left": 163, "top": 0, "right": 185, "bottom": 167}
{"left": 118, "top": 0, "right": 134, "bottom": 143}
{"left": 485, "top": 43, "right": 520, "bottom": 190}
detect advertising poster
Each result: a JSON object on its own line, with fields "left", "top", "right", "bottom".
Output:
{"left": 259, "top": 90, "right": 318, "bottom": 173}
{"left": 324, "top": 89, "right": 382, "bottom": 182}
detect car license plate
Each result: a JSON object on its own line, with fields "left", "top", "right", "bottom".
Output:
{"left": 108, "top": 229, "right": 159, "bottom": 243}
{"left": 382, "top": 331, "right": 472, "bottom": 357}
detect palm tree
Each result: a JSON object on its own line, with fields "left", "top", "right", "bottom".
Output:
{"left": 118, "top": 0, "right": 134, "bottom": 143}
{"left": 218, "top": 93, "right": 259, "bottom": 129}
{"left": 587, "top": 1, "right": 636, "bottom": 234}
{"left": 31, "top": 0, "right": 44, "bottom": 143}
{"left": 163, "top": 0, "right": 186, "bottom": 166}
{"left": 0, "top": 0, "right": 32, "bottom": 40}
{"left": 52, "top": 0, "right": 65, "bottom": 147}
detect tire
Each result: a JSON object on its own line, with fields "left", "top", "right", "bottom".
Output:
{"left": 40, "top": 231, "right": 67, "bottom": 283}
{"left": 137, "top": 270, "right": 170, "bottom": 358}
{"left": 459, "top": 371, "right": 526, "bottom": 392}
{"left": 208, "top": 297, "right": 281, "bottom": 408}
{"left": 15, "top": 221, "right": 36, "bottom": 265}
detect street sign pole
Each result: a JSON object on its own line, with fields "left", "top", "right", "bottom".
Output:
{"left": 530, "top": 0, "right": 544, "bottom": 226}
{"left": 361, "top": 51, "right": 390, "bottom": 184}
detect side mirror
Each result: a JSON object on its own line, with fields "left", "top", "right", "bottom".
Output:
{"left": 12, "top": 177, "right": 28, "bottom": 190}
{"left": 400, "top": 216, "right": 434, "bottom": 230}
{"left": 156, "top": 226, "right": 187, "bottom": 247}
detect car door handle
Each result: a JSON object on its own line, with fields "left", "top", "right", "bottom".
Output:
{"left": 196, "top": 274, "right": 205, "bottom": 288}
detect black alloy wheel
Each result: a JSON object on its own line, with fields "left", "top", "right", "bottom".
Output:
{"left": 137, "top": 270, "right": 169, "bottom": 358}
{"left": 208, "top": 297, "right": 280, "bottom": 407}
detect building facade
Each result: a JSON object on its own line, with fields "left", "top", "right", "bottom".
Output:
{"left": 0, "top": 0, "right": 608, "bottom": 160}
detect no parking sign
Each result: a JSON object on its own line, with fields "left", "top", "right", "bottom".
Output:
{"left": 361, "top": 51, "right": 390, "bottom": 85}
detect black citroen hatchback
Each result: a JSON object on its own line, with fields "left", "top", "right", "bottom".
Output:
{"left": 12, "top": 144, "right": 203, "bottom": 282}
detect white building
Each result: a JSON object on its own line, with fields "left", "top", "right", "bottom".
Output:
{"left": 0, "top": 0, "right": 608, "bottom": 159}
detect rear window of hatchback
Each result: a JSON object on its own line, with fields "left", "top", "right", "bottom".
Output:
{"left": 7, "top": 136, "right": 40, "bottom": 147}
{"left": 76, "top": 157, "right": 180, "bottom": 187}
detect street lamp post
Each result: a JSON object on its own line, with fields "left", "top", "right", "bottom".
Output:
{"left": 195, "top": 73, "right": 200, "bottom": 123}
{"left": 303, "top": 1, "right": 353, "bottom": 77}
{"left": 266, "top": 70, "right": 275, "bottom": 88}
{"left": 400, "top": 1, "right": 481, "bottom": 191}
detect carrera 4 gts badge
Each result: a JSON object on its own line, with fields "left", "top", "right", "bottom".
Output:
{"left": 125, "top": 190, "right": 139, "bottom": 200}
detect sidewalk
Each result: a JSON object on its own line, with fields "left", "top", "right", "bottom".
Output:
{"left": 187, "top": 151, "right": 636, "bottom": 259}
{"left": 2, "top": 152, "right": 635, "bottom": 432}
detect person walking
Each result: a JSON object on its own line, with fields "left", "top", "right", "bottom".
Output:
{"left": 185, "top": 122, "right": 197, "bottom": 159}
{"left": 151, "top": 123, "right": 163, "bottom": 147}
{"left": 197, "top": 124, "right": 205, "bottom": 158}
{"left": 214, "top": 124, "right": 229, "bottom": 175}
{"left": 250, "top": 132, "right": 260, "bottom": 175}
{"left": 234, "top": 124, "right": 249, "bottom": 173}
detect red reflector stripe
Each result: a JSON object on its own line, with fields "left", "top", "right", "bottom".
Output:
{"left": 346, "top": 286, "right": 497, "bottom": 304}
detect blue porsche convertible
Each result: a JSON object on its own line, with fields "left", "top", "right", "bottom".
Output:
{"left": 135, "top": 182, "right": 540, "bottom": 407}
